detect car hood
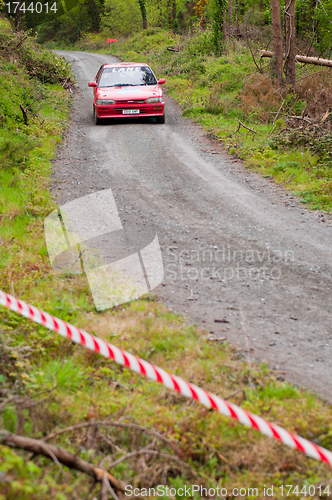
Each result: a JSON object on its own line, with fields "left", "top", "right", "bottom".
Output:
{"left": 96, "top": 85, "right": 162, "bottom": 101}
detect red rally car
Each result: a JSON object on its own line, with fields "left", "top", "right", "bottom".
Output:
{"left": 88, "top": 62, "right": 166, "bottom": 125}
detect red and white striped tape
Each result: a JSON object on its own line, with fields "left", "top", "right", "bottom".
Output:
{"left": 1, "top": 288, "right": 331, "bottom": 466}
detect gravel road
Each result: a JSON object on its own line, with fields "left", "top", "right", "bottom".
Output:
{"left": 53, "top": 50, "right": 332, "bottom": 401}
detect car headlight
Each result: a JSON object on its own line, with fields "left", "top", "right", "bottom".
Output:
{"left": 96, "top": 99, "right": 115, "bottom": 105}
{"left": 146, "top": 96, "right": 163, "bottom": 103}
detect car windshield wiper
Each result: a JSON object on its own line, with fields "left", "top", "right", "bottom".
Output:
{"left": 110, "top": 83, "right": 138, "bottom": 87}
{"left": 98, "top": 83, "right": 138, "bottom": 88}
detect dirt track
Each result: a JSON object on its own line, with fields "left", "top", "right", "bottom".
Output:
{"left": 53, "top": 50, "right": 332, "bottom": 401}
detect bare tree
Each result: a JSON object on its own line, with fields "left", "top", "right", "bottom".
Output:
{"left": 284, "top": 0, "right": 296, "bottom": 88}
{"left": 270, "top": 0, "right": 283, "bottom": 85}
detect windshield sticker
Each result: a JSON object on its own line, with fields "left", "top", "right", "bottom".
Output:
{"left": 109, "top": 67, "right": 146, "bottom": 72}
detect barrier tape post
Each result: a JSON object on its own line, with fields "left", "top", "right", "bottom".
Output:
{"left": 1, "top": 289, "right": 332, "bottom": 467}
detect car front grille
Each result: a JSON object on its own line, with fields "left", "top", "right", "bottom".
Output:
{"left": 115, "top": 100, "right": 145, "bottom": 105}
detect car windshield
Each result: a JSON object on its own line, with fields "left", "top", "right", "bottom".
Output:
{"left": 98, "top": 66, "right": 157, "bottom": 87}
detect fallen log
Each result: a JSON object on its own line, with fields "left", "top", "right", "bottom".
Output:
{"left": 259, "top": 50, "right": 332, "bottom": 68}
{"left": 0, "top": 430, "right": 125, "bottom": 492}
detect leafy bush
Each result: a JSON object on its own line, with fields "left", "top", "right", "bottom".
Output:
{"left": 273, "top": 125, "right": 332, "bottom": 170}
{"left": 0, "top": 135, "right": 38, "bottom": 170}
{"left": 0, "top": 20, "right": 72, "bottom": 85}
{"left": 187, "top": 26, "right": 214, "bottom": 55}
{"left": 0, "top": 20, "right": 73, "bottom": 177}
{"left": 31, "top": 359, "right": 87, "bottom": 392}
{"left": 19, "top": 44, "right": 72, "bottom": 83}
{"left": 101, "top": 0, "right": 141, "bottom": 36}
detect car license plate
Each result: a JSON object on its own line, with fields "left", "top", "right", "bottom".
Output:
{"left": 122, "top": 109, "right": 140, "bottom": 115}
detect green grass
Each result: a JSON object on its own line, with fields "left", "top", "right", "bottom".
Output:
{"left": 2, "top": 22, "right": 332, "bottom": 499}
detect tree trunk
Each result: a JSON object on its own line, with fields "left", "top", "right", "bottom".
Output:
{"left": 167, "top": 0, "right": 172, "bottom": 29}
{"left": 172, "top": 0, "right": 176, "bottom": 28}
{"left": 284, "top": 0, "right": 296, "bottom": 88}
{"left": 228, "top": 0, "right": 232, "bottom": 22}
{"left": 270, "top": 0, "right": 283, "bottom": 85}
{"left": 14, "top": 0, "right": 22, "bottom": 31}
{"left": 138, "top": 0, "right": 147, "bottom": 30}
{"left": 259, "top": 50, "right": 332, "bottom": 68}
{"left": 223, "top": 10, "right": 227, "bottom": 38}
{"left": 213, "top": 0, "right": 225, "bottom": 54}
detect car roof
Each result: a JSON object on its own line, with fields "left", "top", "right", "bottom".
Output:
{"left": 102, "top": 62, "right": 148, "bottom": 68}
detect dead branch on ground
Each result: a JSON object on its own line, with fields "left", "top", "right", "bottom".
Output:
{"left": 0, "top": 430, "right": 125, "bottom": 492}
{"left": 259, "top": 50, "right": 332, "bottom": 67}
{"left": 106, "top": 448, "right": 197, "bottom": 477}
{"left": 236, "top": 118, "right": 257, "bottom": 134}
{"left": 44, "top": 419, "right": 180, "bottom": 453}
{"left": 279, "top": 172, "right": 296, "bottom": 185}
{"left": 0, "top": 376, "right": 57, "bottom": 411}
{"left": 287, "top": 115, "right": 312, "bottom": 123}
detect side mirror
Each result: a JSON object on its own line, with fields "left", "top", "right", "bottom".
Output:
{"left": 88, "top": 81, "right": 97, "bottom": 88}
{"left": 158, "top": 78, "right": 166, "bottom": 85}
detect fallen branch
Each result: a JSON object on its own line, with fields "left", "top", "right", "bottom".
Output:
{"left": 272, "top": 99, "right": 286, "bottom": 124}
{"left": 102, "top": 472, "right": 119, "bottom": 500}
{"left": 98, "top": 431, "right": 126, "bottom": 454}
{"left": 0, "top": 395, "right": 45, "bottom": 411}
{"left": 107, "top": 448, "right": 197, "bottom": 477}
{"left": 279, "top": 172, "right": 296, "bottom": 186}
{"left": 259, "top": 50, "right": 332, "bottom": 68}
{"left": 236, "top": 118, "right": 257, "bottom": 134}
{"left": 287, "top": 115, "right": 312, "bottom": 123}
{"left": 44, "top": 419, "right": 180, "bottom": 454}
{"left": 224, "top": 388, "right": 247, "bottom": 401}
{"left": 0, "top": 376, "right": 57, "bottom": 411}
{"left": 321, "top": 110, "right": 330, "bottom": 123}
{"left": 217, "top": 452, "right": 239, "bottom": 471}
{"left": 0, "top": 430, "right": 125, "bottom": 492}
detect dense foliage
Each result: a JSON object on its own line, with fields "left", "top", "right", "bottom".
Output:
{"left": 0, "top": 19, "right": 72, "bottom": 179}
{"left": 2, "top": 0, "right": 332, "bottom": 57}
